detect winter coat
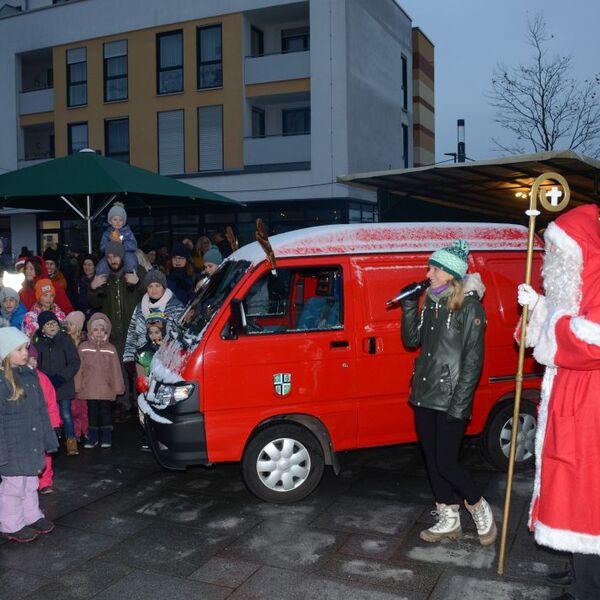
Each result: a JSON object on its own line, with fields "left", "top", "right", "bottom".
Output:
{"left": 49, "top": 270, "right": 68, "bottom": 290}
{"left": 75, "top": 313, "right": 125, "bottom": 401}
{"left": 33, "top": 330, "right": 80, "bottom": 403}
{"left": 1, "top": 302, "right": 27, "bottom": 330}
{"left": 37, "top": 370, "right": 61, "bottom": 427}
{"left": 0, "top": 366, "right": 58, "bottom": 476}
{"left": 19, "top": 257, "right": 74, "bottom": 313}
{"left": 88, "top": 265, "right": 146, "bottom": 356}
{"left": 524, "top": 204, "right": 600, "bottom": 556}
{"left": 100, "top": 224, "right": 138, "bottom": 254}
{"left": 123, "top": 290, "right": 184, "bottom": 362}
{"left": 22, "top": 302, "right": 67, "bottom": 338}
{"left": 70, "top": 274, "right": 95, "bottom": 320}
{"left": 166, "top": 267, "right": 195, "bottom": 305}
{"left": 401, "top": 273, "right": 486, "bottom": 421}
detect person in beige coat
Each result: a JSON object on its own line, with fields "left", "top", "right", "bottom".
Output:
{"left": 74, "top": 313, "right": 124, "bottom": 449}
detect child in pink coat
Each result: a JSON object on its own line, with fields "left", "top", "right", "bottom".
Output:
{"left": 28, "top": 346, "right": 61, "bottom": 495}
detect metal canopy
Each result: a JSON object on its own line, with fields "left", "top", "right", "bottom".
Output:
{"left": 339, "top": 150, "right": 600, "bottom": 223}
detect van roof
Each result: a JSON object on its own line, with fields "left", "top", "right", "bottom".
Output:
{"left": 231, "top": 222, "right": 543, "bottom": 264}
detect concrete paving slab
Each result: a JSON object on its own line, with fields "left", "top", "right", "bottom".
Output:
{"left": 428, "top": 573, "right": 554, "bottom": 600}
{"left": 93, "top": 570, "right": 230, "bottom": 600}
{"left": 188, "top": 556, "right": 261, "bottom": 587}
{"left": 57, "top": 506, "right": 152, "bottom": 538}
{"left": 96, "top": 522, "right": 231, "bottom": 577}
{"left": 230, "top": 565, "right": 427, "bottom": 599}
{"left": 0, "top": 568, "right": 50, "bottom": 600}
{"left": 312, "top": 496, "right": 423, "bottom": 536}
{"left": 338, "top": 533, "right": 403, "bottom": 561}
{"left": 224, "top": 521, "right": 345, "bottom": 571}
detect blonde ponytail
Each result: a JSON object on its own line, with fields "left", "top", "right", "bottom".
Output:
{"left": 1, "top": 356, "right": 24, "bottom": 401}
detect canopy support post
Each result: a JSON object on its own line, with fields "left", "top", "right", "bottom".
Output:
{"left": 86, "top": 195, "right": 92, "bottom": 253}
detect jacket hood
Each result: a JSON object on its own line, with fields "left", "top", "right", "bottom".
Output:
{"left": 464, "top": 272, "right": 485, "bottom": 300}
{"left": 87, "top": 312, "right": 112, "bottom": 337}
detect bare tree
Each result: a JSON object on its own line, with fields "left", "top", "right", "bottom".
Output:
{"left": 488, "top": 14, "right": 600, "bottom": 157}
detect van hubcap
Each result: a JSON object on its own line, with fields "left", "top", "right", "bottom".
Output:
{"left": 500, "top": 413, "right": 536, "bottom": 462}
{"left": 256, "top": 437, "right": 311, "bottom": 492}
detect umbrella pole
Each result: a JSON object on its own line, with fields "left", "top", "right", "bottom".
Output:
{"left": 86, "top": 195, "right": 92, "bottom": 254}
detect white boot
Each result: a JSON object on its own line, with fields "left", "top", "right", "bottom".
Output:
{"left": 465, "top": 497, "right": 497, "bottom": 546}
{"left": 420, "top": 503, "right": 463, "bottom": 542}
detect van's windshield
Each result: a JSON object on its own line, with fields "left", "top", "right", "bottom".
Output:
{"left": 179, "top": 260, "right": 251, "bottom": 340}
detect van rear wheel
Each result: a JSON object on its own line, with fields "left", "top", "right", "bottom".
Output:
{"left": 481, "top": 399, "right": 537, "bottom": 471}
{"left": 242, "top": 424, "right": 324, "bottom": 503}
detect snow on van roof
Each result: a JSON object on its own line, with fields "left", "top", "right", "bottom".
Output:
{"left": 230, "top": 222, "right": 543, "bottom": 265}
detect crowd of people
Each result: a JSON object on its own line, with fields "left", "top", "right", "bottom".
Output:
{"left": 0, "top": 203, "right": 233, "bottom": 543}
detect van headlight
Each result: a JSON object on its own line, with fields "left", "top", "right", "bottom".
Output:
{"left": 153, "top": 383, "right": 194, "bottom": 407}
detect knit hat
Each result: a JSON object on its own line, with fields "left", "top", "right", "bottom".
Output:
{"left": 38, "top": 310, "right": 59, "bottom": 330}
{"left": 65, "top": 310, "right": 85, "bottom": 331}
{"left": 42, "top": 247, "right": 59, "bottom": 263}
{"left": 107, "top": 201, "right": 127, "bottom": 224}
{"left": 145, "top": 310, "right": 167, "bottom": 326}
{"left": 144, "top": 269, "right": 167, "bottom": 289}
{"left": 0, "top": 287, "right": 19, "bottom": 302}
{"left": 105, "top": 241, "right": 125, "bottom": 259}
{"left": 0, "top": 327, "right": 29, "bottom": 360}
{"left": 171, "top": 242, "right": 191, "bottom": 260}
{"left": 429, "top": 239, "right": 469, "bottom": 280}
{"left": 34, "top": 278, "right": 56, "bottom": 301}
{"left": 80, "top": 253, "right": 98, "bottom": 266}
{"left": 203, "top": 247, "right": 223, "bottom": 266}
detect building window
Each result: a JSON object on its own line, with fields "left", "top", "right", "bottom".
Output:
{"left": 401, "top": 54, "right": 408, "bottom": 110}
{"left": 104, "top": 40, "right": 128, "bottom": 102}
{"left": 158, "top": 110, "right": 184, "bottom": 175}
{"left": 66, "top": 47, "right": 86, "bottom": 107}
{"left": 250, "top": 26, "right": 264, "bottom": 56}
{"left": 282, "top": 108, "right": 310, "bottom": 136}
{"left": 105, "top": 118, "right": 129, "bottom": 163}
{"left": 251, "top": 107, "right": 265, "bottom": 138}
{"left": 281, "top": 27, "right": 309, "bottom": 53}
{"left": 402, "top": 123, "right": 409, "bottom": 168}
{"left": 157, "top": 30, "right": 183, "bottom": 94}
{"left": 68, "top": 122, "right": 88, "bottom": 154}
{"left": 198, "top": 105, "right": 223, "bottom": 171}
{"left": 197, "top": 25, "right": 222, "bottom": 89}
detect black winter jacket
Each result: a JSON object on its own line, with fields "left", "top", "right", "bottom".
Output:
{"left": 33, "top": 331, "right": 81, "bottom": 402}
{"left": 401, "top": 274, "right": 486, "bottom": 420}
{"left": 0, "top": 366, "right": 58, "bottom": 476}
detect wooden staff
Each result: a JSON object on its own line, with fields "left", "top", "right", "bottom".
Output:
{"left": 497, "top": 172, "right": 570, "bottom": 575}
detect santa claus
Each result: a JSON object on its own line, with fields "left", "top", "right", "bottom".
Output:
{"left": 518, "top": 203, "right": 600, "bottom": 600}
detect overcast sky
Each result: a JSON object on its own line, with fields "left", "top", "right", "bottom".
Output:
{"left": 397, "top": 0, "right": 600, "bottom": 163}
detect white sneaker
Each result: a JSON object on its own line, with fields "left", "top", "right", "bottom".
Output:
{"left": 465, "top": 497, "right": 497, "bottom": 546}
{"left": 420, "top": 503, "right": 463, "bottom": 542}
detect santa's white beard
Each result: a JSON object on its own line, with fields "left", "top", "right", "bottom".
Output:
{"left": 542, "top": 247, "right": 582, "bottom": 314}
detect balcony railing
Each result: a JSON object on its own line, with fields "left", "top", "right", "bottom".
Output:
{"left": 244, "top": 50, "right": 310, "bottom": 85}
{"left": 19, "top": 87, "right": 54, "bottom": 115}
{"left": 244, "top": 133, "right": 310, "bottom": 166}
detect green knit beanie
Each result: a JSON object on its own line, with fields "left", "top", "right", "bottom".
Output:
{"left": 429, "top": 239, "right": 469, "bottom": 279}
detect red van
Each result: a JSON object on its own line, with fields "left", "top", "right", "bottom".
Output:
{"left": 140, "top": 223, "right": 543, "bottom": 503}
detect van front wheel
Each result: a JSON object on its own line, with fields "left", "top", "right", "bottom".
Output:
{"left": 481, "top": 399, "right": 537, "bottom": 471}
{"left": 242, "top": 424, "right": 324, "bottom": 503}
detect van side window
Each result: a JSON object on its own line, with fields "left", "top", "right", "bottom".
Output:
{"left": 242, "top": 267, "right": 343, "bottom": 334}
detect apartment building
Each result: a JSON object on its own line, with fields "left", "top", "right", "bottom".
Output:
{"left": 0, "top": 0, "right": 434, "bottom": 252}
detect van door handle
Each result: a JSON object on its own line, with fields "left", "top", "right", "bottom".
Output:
{"left": 330, "top": 340, "right": 349, "bottom": 348}
{"left": 367, "top": 337, "right": 376, "bottom": 354}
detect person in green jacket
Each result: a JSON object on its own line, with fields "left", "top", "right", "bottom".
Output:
{"left": 400, "top": 239, "right": 497, "bottom": 547}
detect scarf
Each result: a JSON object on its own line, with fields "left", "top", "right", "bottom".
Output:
{"left": 141, "top": 288, "right": 174, "bottom": 317}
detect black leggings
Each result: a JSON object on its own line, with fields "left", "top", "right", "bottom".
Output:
{"left": 414, "top": 406, "right": 480, "bottom": 505}
{"left": 87, "top": 400, "right": 112, "bottom": 428}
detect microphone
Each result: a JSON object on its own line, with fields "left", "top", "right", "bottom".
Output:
{"left": 386, "top": 279, "right": 430, "bottom": 307}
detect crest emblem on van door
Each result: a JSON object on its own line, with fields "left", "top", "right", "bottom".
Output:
{"left": 273, "top": 373, "right": 292, "bottom": 396}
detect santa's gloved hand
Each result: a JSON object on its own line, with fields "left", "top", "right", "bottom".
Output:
{"left": 517, "top": 284, "right": 538, "bottom": 309}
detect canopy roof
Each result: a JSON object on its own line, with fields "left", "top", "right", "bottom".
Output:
{"left": 0, "top": 150, "right": 238, "bottom": 209}
{"left": 339, "top": 150, "right": 600, "bottom": 223}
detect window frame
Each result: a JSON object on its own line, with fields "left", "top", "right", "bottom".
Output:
{"left": 67, "top": 122, "right": 88, "bottom": 155}
{"left": 251, "top": 106, "right": 265, "bottom": 138}
{"left": 402, "top": 123, "right": 409, "bottom": 168}
{"left": 250, "top": 26, "right": 264, "bottom": 56}
{"left": 104, "top": 117, "right": 130, "bottom": 163}
{"left": 401, "top": 54, "right": 408, "bottom": 110}
{"left": 157, "top": 109, "right": 185, "bottom": 175}
{"left": 156, "top": 30, "right": 184, "bottom": 95}
{"left": 282, "top": 107, "right": 310, "bottom": 136}
{"left": 103, "top": 40, "right": 128, "bottom": 102}
{"left": 281, "top": 27, "right": 310, "bottom": 53}
{"left": 66, "top": 47, "right": 87, "bottom": 108}
{"left": 198, "top": 104, "right": 224, "bottom": 172}
{"left": 197, "top": 24, "right": 223, "bottom": 90}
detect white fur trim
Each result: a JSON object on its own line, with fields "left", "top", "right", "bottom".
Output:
{"left": 571, "top": 316, "right": 600, "bottom": 347}
{"left": 544, "top": 222, "right": 583, "bottom": 263}
{"left": 532, "top": 309, "right": 570, "bottom": 367}
{"left": 535, "top": 521, "right": 600, "bottom": 555}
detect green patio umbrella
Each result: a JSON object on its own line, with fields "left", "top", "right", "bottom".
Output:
{"left": 0, "top": 149, "right": 241, "bottom": 252}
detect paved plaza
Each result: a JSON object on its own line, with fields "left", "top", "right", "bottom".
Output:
{"left": 0, "top": 423, "right": 564, "bottom": 599}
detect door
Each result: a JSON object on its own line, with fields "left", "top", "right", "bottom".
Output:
{"left": 202, "top": 259, "right": 358, "bottom": 463}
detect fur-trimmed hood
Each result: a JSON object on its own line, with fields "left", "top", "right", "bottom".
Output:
{"left": 463, "top": 272, "right": 485, "bottom": 300}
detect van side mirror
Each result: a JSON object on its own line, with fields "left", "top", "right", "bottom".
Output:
{"left": 228, "top": 298, "right": 247, "bottom": 339}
